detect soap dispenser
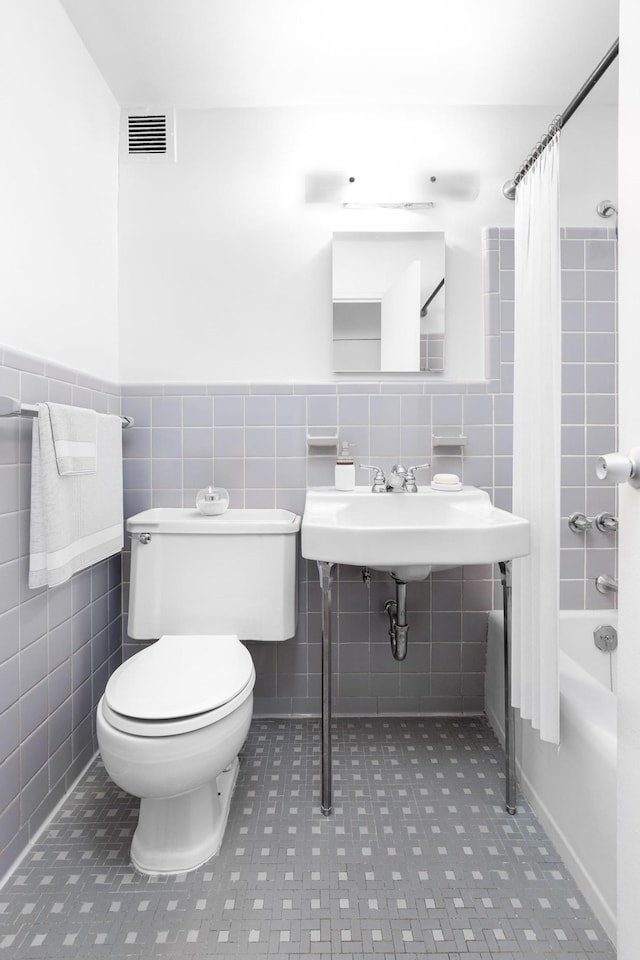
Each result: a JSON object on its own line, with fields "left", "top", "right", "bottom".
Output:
{"left": 335, "top": 441, "right": 355, "bottom": 491}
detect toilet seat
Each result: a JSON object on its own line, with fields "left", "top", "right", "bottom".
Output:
{"left": 103, "top": 634, "right": 255, "bottom": 737}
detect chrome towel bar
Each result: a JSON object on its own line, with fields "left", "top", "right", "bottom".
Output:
{"left": 0, "top": 394, "right": 134, "bottom": 428}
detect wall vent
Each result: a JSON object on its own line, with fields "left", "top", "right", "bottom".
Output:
{"left": 120, "top": 109, "right": 176, "bottom": 163}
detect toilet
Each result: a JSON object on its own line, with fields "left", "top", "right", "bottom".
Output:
{"left": 96, "top": 507, "right": 300, "bottom": 875}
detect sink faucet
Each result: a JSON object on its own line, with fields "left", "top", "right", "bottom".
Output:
{"left": 360, "top": 463, "right": 430, "bottom": 493}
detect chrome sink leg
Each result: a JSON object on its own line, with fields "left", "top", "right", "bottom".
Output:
{"left": 317, "top": 561, "right": 335, "bottom": 816}
{"left": 499, "top": 560, "right": 517, "bottom": 815}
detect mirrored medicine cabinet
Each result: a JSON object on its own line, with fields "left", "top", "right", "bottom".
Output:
{"left": 332, "top": 231, "right": 445, "bottom": 373}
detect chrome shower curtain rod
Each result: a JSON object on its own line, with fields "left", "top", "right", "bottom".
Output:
{"left": 502, "top": 37, "right": 619, "bottom": 200}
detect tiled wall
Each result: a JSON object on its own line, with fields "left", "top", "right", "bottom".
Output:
{"left": 120, "top": 381, "right": 500, "bottom": 718}
{"left": 0, "top": 348, "right": 122, "bottom": 877}
{"left": 121, "top": 226, "right": 618, "bottom": 719}
{"left": 484, "top": 226, "right": 618, "bottom": 610}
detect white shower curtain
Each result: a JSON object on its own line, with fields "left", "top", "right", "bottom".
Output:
{"left": 512, "top": 133, "right": 561, "bottom": 745}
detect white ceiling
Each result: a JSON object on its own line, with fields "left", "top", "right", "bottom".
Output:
{"left": 59, "top": 0, "right": 619, "bottom": 110}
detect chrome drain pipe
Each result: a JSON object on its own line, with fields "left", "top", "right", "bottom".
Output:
{"left": 384, "top": 577, "right": 409, "bottom": 660}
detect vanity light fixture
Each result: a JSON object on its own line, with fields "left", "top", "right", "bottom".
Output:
{"left": 305, "top": 170, "right": 479, "bottom": 208}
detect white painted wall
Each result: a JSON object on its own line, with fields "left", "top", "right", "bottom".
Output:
{"left": 118, "top": 103, "right": 617, "bottom": 384}
{"left": 0, "top": 0, "right": 120, "bottom": 382}
{"left": 616, "top": 4, "right": 640, "bottom": 957}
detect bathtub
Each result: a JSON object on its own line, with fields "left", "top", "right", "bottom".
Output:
{"left": 485, "top": 609, "right": 617, "bottom": 943}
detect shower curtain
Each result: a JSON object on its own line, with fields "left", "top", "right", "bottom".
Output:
{"left": 512, "top": 133, "right": 561, "bottom": 745}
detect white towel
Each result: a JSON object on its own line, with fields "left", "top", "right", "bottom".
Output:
{"left": 29, "top": 404, "right": 123, "bottom": 588}
{"left": 46, "top": 402, "right": 97, "bottom": 475}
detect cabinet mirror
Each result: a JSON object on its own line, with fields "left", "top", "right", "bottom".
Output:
{"left": 332, "top": 231, "right": 445, "bottom": 373}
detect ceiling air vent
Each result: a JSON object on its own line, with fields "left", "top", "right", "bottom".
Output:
{"left": 121, "top": 109, "right": 176, "bottom": 163}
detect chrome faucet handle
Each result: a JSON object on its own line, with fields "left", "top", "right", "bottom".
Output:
{"left": 405, "top": 462, "right": 431, "bottom": 492}
{"left": 594, "top": 512, "right": 618, "bottom": 533}
{"left": 568, "top": 512, "right": 593, "bottom": 533}
{"left": 359, "top": 463, "right": 387, "bottom": 493}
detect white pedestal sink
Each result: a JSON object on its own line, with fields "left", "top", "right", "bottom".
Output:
{"left": 302, "top": 485, "right": 530, "bottom": 577}
{"left": 301, "top": 484, "right": 530, "bottom": 819}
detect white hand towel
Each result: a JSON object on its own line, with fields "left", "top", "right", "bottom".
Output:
{"left": 46, "top": 402, "right": 97, "bottom": 475}
{"left": 29, "top": 404, "right": 123, "bottom": 588}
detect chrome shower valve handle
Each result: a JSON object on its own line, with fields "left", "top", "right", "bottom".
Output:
{"left": 594, "top": 512, "right": 618, "bottom": 533}
{"left": 568, "top": 512, "right": 592, "bottom": 533}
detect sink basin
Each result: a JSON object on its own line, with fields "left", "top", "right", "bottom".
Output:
{"left": 301, "top": 486, "right": 530, "bottom": 580}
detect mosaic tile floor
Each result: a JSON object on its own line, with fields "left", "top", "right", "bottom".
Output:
{"left": 0, "top": 717, "right": 615, "bottom": 959}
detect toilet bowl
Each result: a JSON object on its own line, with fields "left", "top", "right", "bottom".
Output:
{"left": 97, "top": 634, "right": 255, "bottom": 875}
{"left": 98, "top": 507, "right": 300, "bottom": 875}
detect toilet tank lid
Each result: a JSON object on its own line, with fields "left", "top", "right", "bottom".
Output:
{"left": 127, "top": 507, "right": 301, "bottom": 535}
{"left": 104, "top": 635, "right": 254, "bottom": 720}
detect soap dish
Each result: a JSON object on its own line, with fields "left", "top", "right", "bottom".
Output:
{"left": 306, "top": 431, "right": 339, "bottom": 449}
{"left": 431, "top": 473, "right": 462, "bottom": 491}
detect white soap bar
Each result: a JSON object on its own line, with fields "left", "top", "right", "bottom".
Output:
{"left": 431, "top": 473, "right": 462, "bottom": 491}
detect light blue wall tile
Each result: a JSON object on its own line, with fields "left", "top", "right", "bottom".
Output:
{"left": 400, "top": 395, "right": 430, "bottom": 426}
{"left": 499, "top": 239, "right": 514, "bottom": 270}
{"left": 183, "top": 427, "right": 214, "bottom": 459}
{"left": 48, "top": 621, "right": 71, "bottom": 673}
{"left": 48, "top": 379, "right": 74, "bottom": 405}
{"left": 586, "top": 394, "right": 616, "bottom": 425}
{"left": 586, "top": 301, "right": 616, "bottom": 331}
{"left": 182, "top": 459, "right": 214, "bottom": 489}
{"left": 586, "top": 240, "right": 616, "bottom": 270}
{"left": 0, "top": 513, "right": 19, "bottom": 565}
{"left": 400, "top": 426, "right": 430, "bottom": 462}
{"left": 245, "top": 458, "right": 276, "bottom": 488}
{"left": 20, "top": 634, "right": 48, "bottom": 695}
{"left": 123, "top": 427, "right": 151, "bottom": 458}
{"left": 275, "top": 458, "right": 306, "bottom": 489}
{"left": 370, "top": 395, "right": 400, "bottom": 425}
{"left": 369, "top": 426, "right": 401, "bottom": 458}
{"left": 275, "top": 426, "right": 306, "bottom": 458}
{"left": 123, "top": 458, "right": 151, "bottom": 489}
{"left": 561, "top": 271, "right": 585, "bottom": 301}
{"left": 214, "top": 396, "right": 244, "bottom": 426}
{"left": 245, "top": 427, "right": 275, "bottom": 458}
{"left": 19, "top": 594, "right": 47, "bottom": 647}
{"left": 183, "top": 396, "right": 214, "bottom": 426}
{"left": 338, "top": 395, "right": 369, "bottom": 426}
{"left": 245, "top": 396, "right": 275, "bottom": 426}
{"left": 214, "top": 427, "right": 245, "bottom": 458}
{"left": 586, "top": 364, "right": 616, "bottom": 394}
{"left": 213, "top": 458, "right": 244, "bottom": 488}
{"left": 276, "top": 396, "right": 307, "bottom": 425}
{"left": 0, "top": 424, "right": 19, "bottom": 466}
{"left": 586, "top": 270, "right": 616, "bottom": 301}
{"left": 308, "top": 395, "right": 337, "bottom": 426}
{"left": 586, "top": 332, "right": 616, "bottom": 363}
{"left": 0, "top": 465, "right": 19, "bottom": 514}
{"left": 462, "top": 394, "right": 492, "bottom": 425}
{"left": 152, "top": 396, "right": 182, "bottom": 426}
{"left": 153, "top": 458, "right": 182, "bottom": 489}
{"left": 562, "top": 364, "right": 585, "bottom": 394}
{"left": 152, "top": 428, "right": 182, "bottom": 458}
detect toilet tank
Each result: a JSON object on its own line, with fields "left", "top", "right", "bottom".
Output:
{"left": 127, "top": 508, "right": 301, "bottom": 641}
